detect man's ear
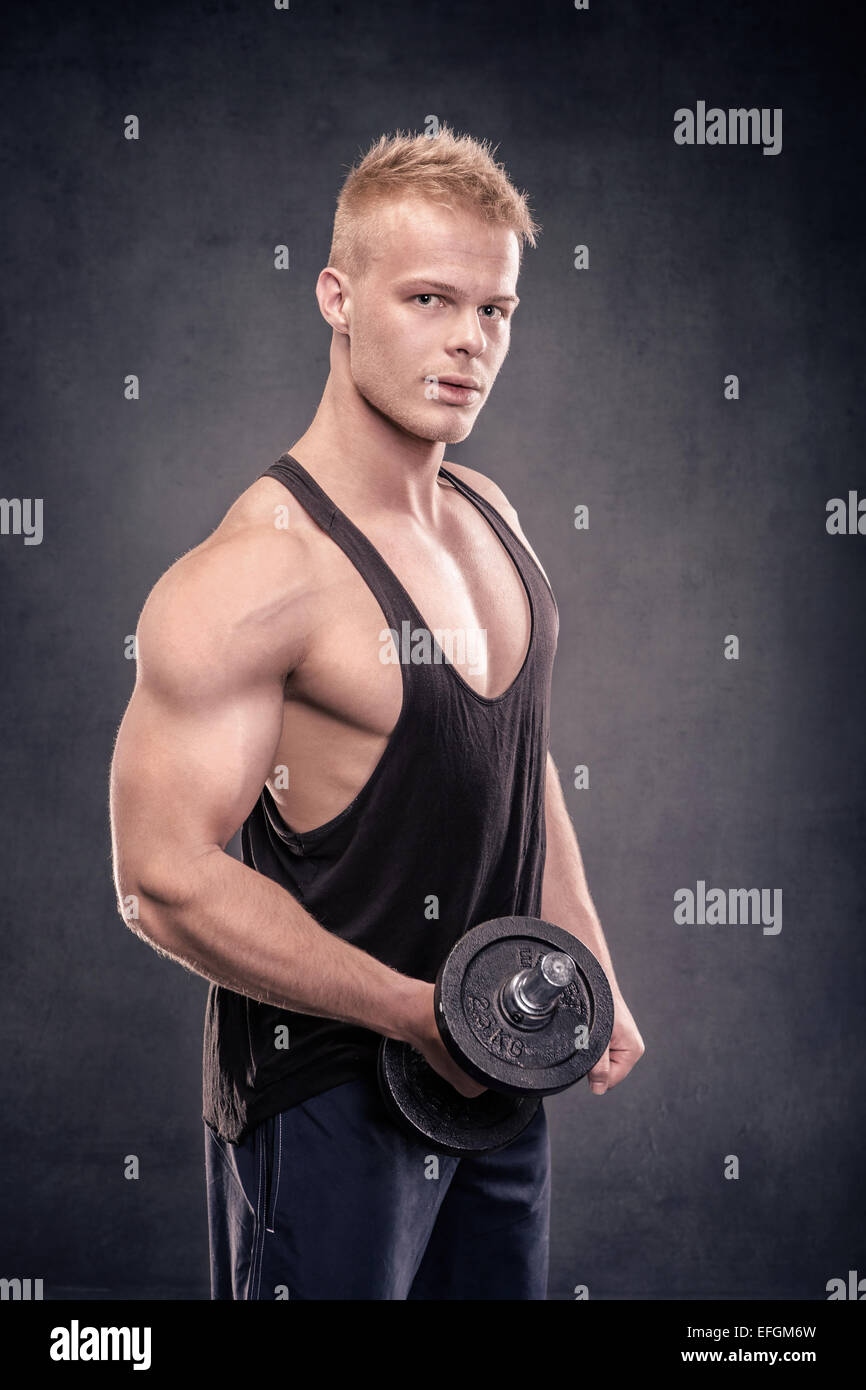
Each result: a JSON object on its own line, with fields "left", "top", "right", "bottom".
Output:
{"left": 316, "top": 267, "right": 351, "bottom": 336}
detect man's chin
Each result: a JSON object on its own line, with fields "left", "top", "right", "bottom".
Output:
{"left": 416, "top": 408, "right": 478, "bottom": 446}
{"left": 434, "top": 426, "right": 474, "bottom": 446}
{"left": 358, "top": 386, "right": 480, "bottom": 446}
{"left": 386, "top": 416, "right": 476, "bottom": 447}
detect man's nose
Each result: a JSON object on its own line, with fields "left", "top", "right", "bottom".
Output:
{"left": 446, "top": 308, "right": 486, "bottom": 356}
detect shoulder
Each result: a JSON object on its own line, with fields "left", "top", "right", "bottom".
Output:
{"left": 135, "top": 476, "right": 320, "bottom": 693}
{"left": 143, "top": 477, "right": 317, "bottom": 622}
{"left": 442, "top": 461, "right": 552, "bottom": 587}
{"left": 441, "top": 461, "right": 521, "bottom": 529}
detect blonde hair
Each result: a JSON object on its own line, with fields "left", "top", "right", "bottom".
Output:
{"left": 328, "top": 123, "right": 541, "bottom": 279}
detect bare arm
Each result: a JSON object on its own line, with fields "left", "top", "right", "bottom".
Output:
{"left": 540, "top": 750, "right": 645, "bottom": 1092}
{"left": 540, "top": 752, "right": 622, "bottom": 991}
{"left": 109, "top": 522, "right": 482, "bottom": 1094}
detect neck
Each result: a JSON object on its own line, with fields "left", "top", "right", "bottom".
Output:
{"left": 287, "top": 362, "right": 450, "bottom": 527}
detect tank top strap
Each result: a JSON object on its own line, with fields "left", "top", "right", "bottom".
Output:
{"left": 438, "top": 464, "right": 557, "bottom": 611}
{"left": 437, "top": 464, "right": 506, "bottom": 522}
{"left": 260, "top": 452, "right": 431, "bottom": 636}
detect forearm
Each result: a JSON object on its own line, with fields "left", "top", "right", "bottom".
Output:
{"left": 122, "top": 845, "right": 425, "bottom": 1044}
{"left": 540, "top": 752, "right": 623, "bottom": 997}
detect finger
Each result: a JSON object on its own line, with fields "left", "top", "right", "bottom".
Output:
{"left": 587, "top": 1045, "right": 610, "bottom": 1095}
{"left": 605, "top": 1045, "right": 642, "bottom": 1089}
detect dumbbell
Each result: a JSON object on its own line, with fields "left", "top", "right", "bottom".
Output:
{"left": 378, "top": 915, "right": 614, "bottom": 1157}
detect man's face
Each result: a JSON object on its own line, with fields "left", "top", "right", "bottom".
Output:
{"left": 340, "top": 197, "right": 521, "bottom": 445}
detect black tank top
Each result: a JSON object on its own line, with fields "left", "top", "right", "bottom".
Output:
{"left": 203, "top": 452, "right": 559, "bottom": 1143}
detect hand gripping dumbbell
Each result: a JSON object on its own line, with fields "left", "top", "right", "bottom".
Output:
{"left": 378, "top": 915, "right": 614, "bottom": 1157}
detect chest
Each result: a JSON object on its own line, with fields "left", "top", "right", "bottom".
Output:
{"left": 291, "top": 498, "right": 533, "bottom": 725}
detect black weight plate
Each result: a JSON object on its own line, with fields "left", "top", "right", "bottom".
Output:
{"left": 435, "top": 915, "right": 615, "bottom": 1095}
{"left": 378, "top": 1037, "right": 541, "bottom": 1158}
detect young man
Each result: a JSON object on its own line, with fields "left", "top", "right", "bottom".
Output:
{"left": 110, "top": 125, "right": 644, "bottom": 1301}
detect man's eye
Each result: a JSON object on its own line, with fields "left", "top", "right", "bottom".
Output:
{"left": 480, "top": 305, "right": 504, "bottom": 320}
{"left": 414, "top": 294, "right": 442, "bottom": 307}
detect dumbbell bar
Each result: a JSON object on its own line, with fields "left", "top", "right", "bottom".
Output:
{"left": 378, "top": 915, "right": 614, "bottom": 1157}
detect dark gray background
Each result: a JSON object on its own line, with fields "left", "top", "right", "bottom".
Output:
{"left": 1, "top": 0, "right": 863, "bottom": 1300}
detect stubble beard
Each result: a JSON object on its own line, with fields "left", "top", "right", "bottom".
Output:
{"left": 353, "top": 361, "right": 479, "bottom": 446}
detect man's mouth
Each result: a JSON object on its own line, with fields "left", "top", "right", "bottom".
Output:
{"left": 426, "top": 375, "right": 482, "bottom": 404}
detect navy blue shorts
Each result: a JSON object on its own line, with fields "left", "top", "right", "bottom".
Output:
{"left": 204, "top": 1074, "right": 551, "bottom": 1300}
